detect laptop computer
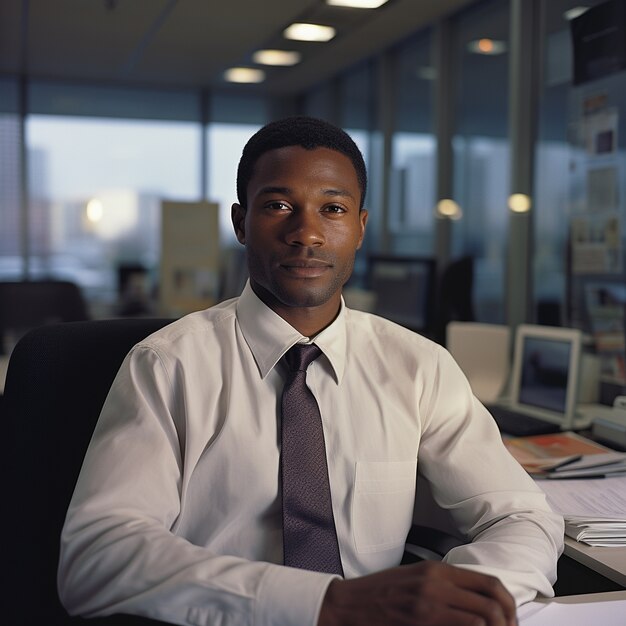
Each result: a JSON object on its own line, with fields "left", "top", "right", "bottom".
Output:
{"left": 486, "top": 324, "right": 592, "bottom": 437}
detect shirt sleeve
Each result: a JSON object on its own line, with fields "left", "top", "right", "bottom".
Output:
{"left": 57, "top": 345, "right": 336, "bottom": 626}
{"left": 417, "top": 346, "right": 564, "bottom": 605}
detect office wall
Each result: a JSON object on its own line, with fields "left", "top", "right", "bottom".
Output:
{"left": 1, "top": 0, "right": 625, "bottom": 368}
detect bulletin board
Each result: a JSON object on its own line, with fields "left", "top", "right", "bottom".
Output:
{"left": 568, "top": 13, "right": 626, "bottom": 402}
{"left": 160, "top": 200, "right": 220, "bottom": 317}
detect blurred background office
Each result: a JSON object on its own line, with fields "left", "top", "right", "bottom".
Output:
{"left": 1, "top": 0, "right": 625, "bottom": 403}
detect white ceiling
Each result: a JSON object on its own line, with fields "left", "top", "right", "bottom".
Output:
{"left": 0, "top": 0, "right": 477, "bottom": 95}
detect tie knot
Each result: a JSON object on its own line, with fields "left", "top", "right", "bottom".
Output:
{"left": 285, "top": 343, "right": 322, "bottom": 372}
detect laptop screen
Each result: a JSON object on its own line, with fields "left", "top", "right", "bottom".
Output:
{"left": 511, "top": 324, "right": 582, "bottom": 429}
{"left": 518, "top": 336, "right": 571, "bottom": 413}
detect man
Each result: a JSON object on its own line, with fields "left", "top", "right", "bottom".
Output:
{"left": 59, "top": 116, "right": 563, "bottom": 626}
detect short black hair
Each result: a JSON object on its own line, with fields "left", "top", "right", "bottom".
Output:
{"left": 236, "top": 116, "right": 367, "bottom": 209}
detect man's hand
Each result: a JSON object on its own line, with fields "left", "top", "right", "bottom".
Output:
{"left": 317, "top": 561, "right": 517, "bottom": 626}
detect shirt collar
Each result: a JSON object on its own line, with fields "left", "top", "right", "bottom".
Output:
{"left": 236, "top": 280, "right": 347, "bottom": 384}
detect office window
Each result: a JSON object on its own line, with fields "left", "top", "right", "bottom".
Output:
{"left": 451, "top": 0, "right": 510, "bottom": 323}
{"left": 26, "top": 115, "right": 201, "bottom": 314}
{"left": 206, "top": 123, "right": 264, "bottom": 245}
{"left": 206, "top": 94, "right": 268, "bottom": 246}
{"left": 339, "top": 61, "right": 373, "bottom": 192}
{"left": 338, "top": 61, "right": 375, "bottom": 281}
{"left": 0, "top": 78, "right": 23, "bottom": 276}
{"left": 302, "top": 82, "right": 336, "bottom": 122}
{"left": 388, "top": 30, "right": 435, "bottom": 257}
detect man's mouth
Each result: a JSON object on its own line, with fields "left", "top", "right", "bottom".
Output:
{"left": 279, "top": 258, "right": 332, "bottom": 278}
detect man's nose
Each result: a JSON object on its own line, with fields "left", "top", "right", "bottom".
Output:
{"left": 285, "top": 210, "right": 325, "bottom": 247}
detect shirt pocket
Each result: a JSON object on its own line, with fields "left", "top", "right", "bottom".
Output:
{"left": 352, "top": 460, "right": 417, "bottom": 554}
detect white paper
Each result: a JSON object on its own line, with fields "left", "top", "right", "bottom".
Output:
{"left": 518, "top": 597, "right": 626, "bottom": 625}
{"left": 537, "top": 476, "right": 626, "bottom": 518}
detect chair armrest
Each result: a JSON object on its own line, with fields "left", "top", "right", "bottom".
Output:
{"left": 402, "top": 524, "right": 466, "bottom": 563}
{"left": 71, "top": 616, "right": 174, "bottom": 625}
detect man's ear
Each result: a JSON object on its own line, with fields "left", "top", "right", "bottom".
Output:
{"left": 231, "top": 203, "right": 246, "bottom": 245}
{"left": 356, "top": 208, "right": 368, "bottom": 250}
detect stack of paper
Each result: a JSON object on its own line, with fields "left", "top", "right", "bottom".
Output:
{"left": 503, "top": 431, "right": 620, "bottom": 476}
{"left": 507, "top": 432, "right": 626, "bottom": 545}
{"left": 537, "top": 476, "right": 626, "bottom": 546}
{"left": 565, "top": 518, "right": 626, "bottom": 546}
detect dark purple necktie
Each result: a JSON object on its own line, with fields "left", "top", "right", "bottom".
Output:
{"left": 281, "top": 343, "right": 344, "bottom": 576}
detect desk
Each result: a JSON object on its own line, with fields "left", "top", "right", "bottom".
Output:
{"left": 528, "top": 431, "right": 626, "bottom": 592}
{"left": 520, "top": 590, "right": 626, "bottom": 625}
{"left": 415, "top": 472, "right": 626, "bottom": 594}
{"left": 563, "top": 536, "right": 626, "bottom": 588}
{"left": 543, "top": 588, "right": 626, "bottom": 602}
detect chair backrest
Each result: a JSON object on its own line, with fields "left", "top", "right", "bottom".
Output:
{"left": 0, "top": 280, "right": 90, "bottom": 353}
{"left": 434, "top": 256, "right": 475, "bottom": 344}
{"left": 446, "top": 321, "right": 511, "bottom": 404}
{"left": 3, "top": 318, "right": 175, "bottom": 625}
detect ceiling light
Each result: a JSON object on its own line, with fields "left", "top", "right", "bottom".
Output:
{"left": 563, "top": 6, "right": 589, "bottom": 20}
{"left": 252, "top": 49, "right": 302, "bottom": 66}
{"left": 435, "top": 199, "right": 463, "bottom": 220}
{"left": 467, "top": 38, "right": 507, "bottom": 55}
{"left": 283, "top": 23, "right": 336, "bottom": 42}
{"left": 326, "top": 0, "right": 389, "bottom": 7}
{"left": 508, "top": 193, "right": 532, "bottom": 213}
{"left": 224, "top": 67, "right": 266, "bottom": 83}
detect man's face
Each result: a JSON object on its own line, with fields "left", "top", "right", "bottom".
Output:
{"left": 232, "top": 146, "right": 368, "bottom": 324}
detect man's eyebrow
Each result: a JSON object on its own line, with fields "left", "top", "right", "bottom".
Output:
{"left": 257, "top": 186, "right": 291, "bottom": 196}
{"left": 256, "top": 186, "right": 357, "bottom": 201}
{"left": 321, "top": 188, "right": 356, "bottom": 200}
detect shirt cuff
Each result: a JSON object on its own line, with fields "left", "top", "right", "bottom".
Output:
{"left": 255, "top": 565, "right": 339, "bottom": 626}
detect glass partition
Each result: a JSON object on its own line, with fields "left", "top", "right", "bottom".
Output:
{"left": 451, "top": 0, "right": 510, "bottom": 324}
{"left": 388, "top": 30, "right": 435, "bottom": 257}
{"left": 534, "top": 0, "right": 610, "bottom": 325}
{"left": 0, "top": 77, "right": 22, "bottom": 275}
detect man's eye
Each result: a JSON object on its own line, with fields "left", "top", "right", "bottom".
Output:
{"left": 325, "top": 205, "right": 346, "bottom": 214}
{"left": 267, "top": 202, "right": 290, "bottom": 211}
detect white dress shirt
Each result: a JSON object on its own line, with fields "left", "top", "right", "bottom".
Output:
{"left": 58, "top": 282, "right": 564, "bottom": 626}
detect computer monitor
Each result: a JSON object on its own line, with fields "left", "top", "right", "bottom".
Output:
{"left": 509, "top": 324, "right": 583, "bottom": 430}
{"left": 366, "top": 255, "right": 436, "bottom": 334}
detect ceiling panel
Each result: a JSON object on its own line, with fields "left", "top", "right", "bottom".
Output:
{"left": 1, "top": 0, "right": 477, "bottom": 93}
{"left": 134, "top": 0, "right": 315, "bottom": 85}
{"left": 0, "top": 0, "right": 24, "bottom": 74}
{"left": 29, "top": 0, "right": 168, "bottom": 80}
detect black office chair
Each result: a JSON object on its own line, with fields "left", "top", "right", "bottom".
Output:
{"left": 434, "top": 256, "right": 475, "bottom": 345}
{"left": 0, "top": 279, "right": 90, "bottom": 354}
{"left": 3, "top": 318, "right": 463, "bottom": 625}
{"left": 3, "top": 319, "right": 175, "bottom": 626}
